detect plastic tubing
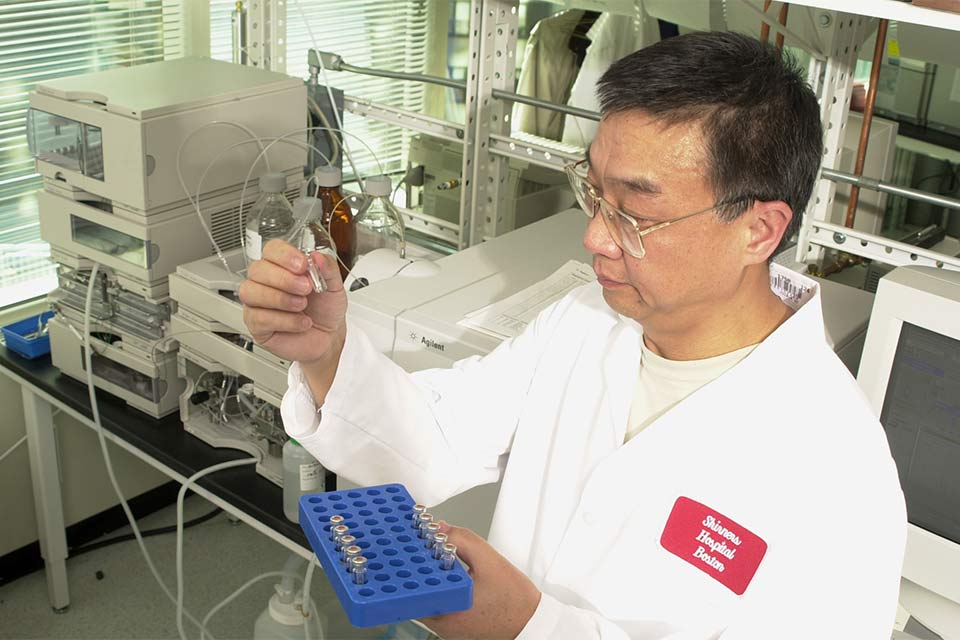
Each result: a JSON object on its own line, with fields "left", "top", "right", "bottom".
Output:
{"left": 200, "top": 570, "right": 319, "bottom": 640}
{"left": 191, "top": 135, "right": 329, "bottom": 273}
{"left": 236, "top": 126, "right": 385, "bottom": 268}
{"left": 176, "top": 122, "right": 271, "bottom": 273}
{"left": 176, "top": 457, "right": 259, "bottom": 640}
{"left": 82, "top": 263, "right": 213, "bottom": 639}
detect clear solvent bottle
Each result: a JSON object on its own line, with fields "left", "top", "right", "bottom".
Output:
{"left": 245, "top": 172, "right": 294, "bottom": 263}
{"left": 354, "top": 175, "right": 406, "bottom": 259}
{"left": 282, "top": 438, "right": 324, "bottom": 523}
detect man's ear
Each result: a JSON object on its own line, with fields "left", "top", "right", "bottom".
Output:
{"left": 742, "top": 200, "right": 793, "bottom": 265}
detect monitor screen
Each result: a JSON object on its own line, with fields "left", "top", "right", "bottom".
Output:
{"left": 880, "top": 321, "right": 960, "bottom": 546}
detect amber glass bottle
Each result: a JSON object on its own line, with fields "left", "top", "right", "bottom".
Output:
{"left": 310, "top": 166, "right": 356, "bottom": 280}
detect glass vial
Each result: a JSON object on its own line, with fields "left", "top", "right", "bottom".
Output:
{"left": 245, "top": 172, "right": 294, "bottom": 263}
{"left": 282, "top": 438, "right": 324, "bottom": 523}
{"left": 354, "top": 175, "right": 406, "bottom": 259}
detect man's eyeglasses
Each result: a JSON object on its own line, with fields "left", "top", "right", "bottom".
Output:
{"left": 564, "top": 158, "right": 746, "bottom": 260}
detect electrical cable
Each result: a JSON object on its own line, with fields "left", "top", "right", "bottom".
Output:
{"left": 82, "top": 263, "right": 214, "bottom": 639}
{"left": 69, "top": 507, "right": 224, "bottom": 558}
{"left": 307, "top": 94, "right": 341, "bottom": 166}
{"left": 199, "top": 570, "right": 319, "bottom": 640}
{"left": 176, "top": 457, "right": 259, "bottom": 640}
{"left": 0, "top": 434, "right": 27, "bottom": 464}
{"left": 292, "top": 0, "right": 363, "bottom": 184}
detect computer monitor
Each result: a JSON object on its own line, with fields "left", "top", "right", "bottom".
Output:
{"left": 857, "top": 266, "right": 960, "bottom": 636}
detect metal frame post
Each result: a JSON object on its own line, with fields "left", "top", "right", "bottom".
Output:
{"left": 797, "top": 12, "right": 873, "bottom": 264}
{"left": 247, "top": 0, "right": 286, "bottom": 71}
{"left": 463, "top": 0, "right": 519, "bottom": 246}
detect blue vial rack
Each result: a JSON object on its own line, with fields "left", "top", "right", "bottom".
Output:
{"left": 299, "top": 483, "right": 473, "bottom": 628}
{"left": 1, "top": 311, "right": 53, "bottom": 359}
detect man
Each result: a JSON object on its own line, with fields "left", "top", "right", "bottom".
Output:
{"left": 241, "top": 32, "right": 906, "bottom": 639}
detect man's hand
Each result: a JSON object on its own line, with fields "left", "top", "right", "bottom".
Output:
{"left": 240, "top": 239, "right": 347, "bottom": 365}
{"left": 421, "top": 523, "right": 541, "bottom": 640}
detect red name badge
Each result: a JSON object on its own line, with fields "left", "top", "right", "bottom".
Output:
{"left": 659, "top": 496, "right": 767, "bottom": 595}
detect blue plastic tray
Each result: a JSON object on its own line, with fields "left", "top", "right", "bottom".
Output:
{"left": 1, "top": 312, "right": 54, "bottom": 359}
{"left": 299, "top": 483, "right": 473, "bottom": 627}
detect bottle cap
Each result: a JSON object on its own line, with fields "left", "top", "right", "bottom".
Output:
{"left": 292, "top": 197, "right": 323, "bottom": 222}
{"left": 362, "top": 174, "right": 392, "bottom": 197}
{"left": 260, "top": 172, "right": 287, "bottom": 193}
{"left": 314, "top": 165, "right": 342, "bottom": 188}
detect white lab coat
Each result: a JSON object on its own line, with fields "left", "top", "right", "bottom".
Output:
{"left": 282, "top": 265, "right": 907, "bottom": 639}
{"left": 560, "top": 10, "right": 659, "bottom": 148}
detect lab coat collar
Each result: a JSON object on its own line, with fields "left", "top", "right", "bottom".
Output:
{"left": 600, "top": 265, "right": 823, "bottom": 443}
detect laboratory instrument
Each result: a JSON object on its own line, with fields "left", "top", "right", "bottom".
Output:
{"left": 169, "top": 247, "right": 295, "bottom": 484}
{"left": 27, "top": 58, "right": 307, "bottom": 417}
{"left": 299, "top": 484, "right": 472, "bottom": 627}
{"left": 857, "top": 266, "right": 960, "bottom": 638}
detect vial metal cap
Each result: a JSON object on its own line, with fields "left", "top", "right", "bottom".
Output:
{"left": 418, "top": 513, "right": 434, "bottom": 525}
{"left": 339, "top": 534, "right": 356, "bottom": 547}
{"left": 344, "top": 545, "right": 362, "bottom": 557}
{"left": 333, "top": 524, "right": 349, "bottom": 536}
{"left": 413, "top": 504, "right": 427, "bottom": 514}
{"left": 350, "top": 555, "right": 368, "bottom": 569}
{"left": 329, "top": 515, "right": 345, "bottom": 526}
{"left": 442, "top": 543, "right": 457, "bottom": 555}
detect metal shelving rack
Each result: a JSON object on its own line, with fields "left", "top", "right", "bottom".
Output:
{"left": 305, "top": 0, "right": 960, "bottom": 270}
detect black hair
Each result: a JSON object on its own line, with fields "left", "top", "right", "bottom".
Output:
{"left": 597, "top": 31, "right": 823, "bottom": 256}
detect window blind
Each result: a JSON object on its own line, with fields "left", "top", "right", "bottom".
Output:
{"left": 0, "top": 0, "right": 184, "bottom": 308}
{"left": 209, "top": 0, "right": 429, "bottom": 180}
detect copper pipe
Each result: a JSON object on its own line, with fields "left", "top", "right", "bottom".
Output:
{"left": 774, "top": 4, "right": 790, "bottom": 54}
{"left": 759, "top": 0, "right": 773, "bottom": 43}
{"left": 845, "top": 18, "right": 889, "bottom": 229}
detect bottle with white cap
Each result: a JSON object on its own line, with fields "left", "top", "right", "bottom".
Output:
{"left": 245, "top": 172, "right": 295, "bottom": 263}
{"left": 354, "top": 175, "right": 406, "bottom": 259}
{"left": 282, "top": 437, "right": 324, "bottom": 523}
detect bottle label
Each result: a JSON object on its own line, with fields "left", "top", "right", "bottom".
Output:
{"left": 300, "top": 462, "right": 323, "bottom": 491}
{"left": 245, "top": 229, "right": 262, "bottom": 261}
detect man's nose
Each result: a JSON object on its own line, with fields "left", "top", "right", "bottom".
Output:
{"left": 583, "top": 210, "right": 621, "bottom": 259}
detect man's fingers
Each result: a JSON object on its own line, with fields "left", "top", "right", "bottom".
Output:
{"left": 262, "top": 238, "right": 308, "bottom": 273}
{"left": 238, "top": 280, "right": 308, "bottom": 312}
{"left": 242, "top": 306, "right": 312, "bottom": 338}
{"left": 247, "top": 259, "right": 313, "bottom": 296}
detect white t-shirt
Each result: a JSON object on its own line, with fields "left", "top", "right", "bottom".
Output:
{"left": 625, "top": 341, "right": 757, "bottom": 442}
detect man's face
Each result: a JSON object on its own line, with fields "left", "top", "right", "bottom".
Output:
{"left": 583, "top": 110, "right": 751, "bottom": 333}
